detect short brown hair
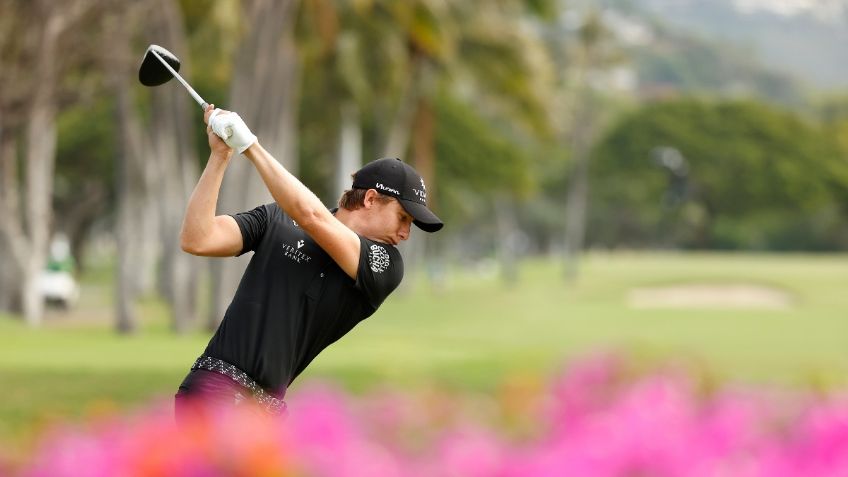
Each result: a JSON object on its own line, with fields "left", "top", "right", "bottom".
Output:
{"left": 338, "top": 188, "right": 394, "bottom": 211}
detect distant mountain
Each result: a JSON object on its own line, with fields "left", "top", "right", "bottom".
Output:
{"left": 559, "top": 1, "right": 806, "bottom": 104}
{"left": 620, "top": 0, "right": 848, "bottom": 89}
{"left": 627, "top": 25, "right": 804, "bottom": 105}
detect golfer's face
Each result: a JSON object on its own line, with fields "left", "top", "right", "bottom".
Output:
{"left": 375, "top": 199, "right": 413, "bottom": 245}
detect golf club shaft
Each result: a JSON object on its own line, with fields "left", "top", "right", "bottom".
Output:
{"left": 150, "top": 50, "right": 208, "bottom": 110}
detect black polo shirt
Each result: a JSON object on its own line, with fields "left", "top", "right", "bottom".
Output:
{"left": 202, "top": 203, "right": 404, "bottom": 396}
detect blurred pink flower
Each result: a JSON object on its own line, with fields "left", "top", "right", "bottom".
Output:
{"left": 12, "top": 355, "right": 848, "bottom": 477}
{"left": 288, "top": 383, "right": 404, "bottom": 477}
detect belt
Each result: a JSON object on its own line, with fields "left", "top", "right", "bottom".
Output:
{"left": 191, "top": 355, "right": 287, "bottom": 415}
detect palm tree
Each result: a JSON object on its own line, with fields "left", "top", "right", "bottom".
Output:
{"left": 555, "top": 11, "right": 621, "bottom": 281}
{"left": 320, "top": 1, "right": 557, "bottom": 284}
{"left": 298, "top": 0, "right": 374, "bottom": 198}
{"left": 392, "top": 0, "right": 556, "bottom": 283}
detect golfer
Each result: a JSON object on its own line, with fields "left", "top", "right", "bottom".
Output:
{"left": 174, "top": 106, "right": 443, "bottom": 419}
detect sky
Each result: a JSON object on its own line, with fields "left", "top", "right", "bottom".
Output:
{"left": 732, "top": 0, "right": 847, "bottom": 21}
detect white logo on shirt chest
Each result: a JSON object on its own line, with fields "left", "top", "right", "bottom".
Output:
{"left": 282, "top": 240, "right": 312, "bottom": 264}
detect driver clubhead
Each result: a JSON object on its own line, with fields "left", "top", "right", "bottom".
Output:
{"left": 138, "top": 44, "right": 181, "bottom": 86}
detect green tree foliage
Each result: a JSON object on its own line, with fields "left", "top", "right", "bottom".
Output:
{"left": 819, "top": 95, "right": 848, "bottom": 216}
{"left": 54, "top": 98, "right": 117, "bottom": 267}
{"left": 294, "top": 0, "right": 553, "bottom": 200}
{"left": 55, "top": 98, "right": 116, "bottom": 200}
{"left": 590, "top": 98, "right": 848, "bottom": 250}
{"left": 434, "top": 94, "right": 533, "bottom": 223}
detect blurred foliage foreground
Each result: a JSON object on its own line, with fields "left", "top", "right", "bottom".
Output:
{"left": 5, "top": 353, "right": 848, "bottom": 476}
{"left": 1, "top": 253, "right": 847, "bottom": 466}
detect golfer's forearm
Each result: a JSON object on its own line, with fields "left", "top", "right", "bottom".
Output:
{"left": 243, "top": 143, "right": 329, "bottom": 228}
{"left": 180, "top": 152, "right": 231, "bottom": 252}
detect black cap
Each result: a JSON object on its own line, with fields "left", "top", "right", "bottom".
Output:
{"left": 352, "top": 158, "right": 444, "bottom": 233}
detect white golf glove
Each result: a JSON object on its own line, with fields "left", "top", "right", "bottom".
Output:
{"left": 209, "top": 109, "right": 257, "bottom": 154}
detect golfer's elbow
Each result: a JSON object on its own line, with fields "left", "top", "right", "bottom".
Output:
{"left": 181, "top": 235, "right": 226, "bottom": 256}
{"left": 179, "top": 224, "right": 208, "bottom": 255}
{"left": 180, "top": 232, "right": 203, "bottom": 255}
{"left": 290, "top": 205, "right": 325, "bottom": 231}
{"left": 180, "top": 216, "right": 242, "bottom": 257}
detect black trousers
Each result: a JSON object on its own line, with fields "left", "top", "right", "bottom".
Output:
{"left": 174, "top": 369, "right": 255, "bottom": 423}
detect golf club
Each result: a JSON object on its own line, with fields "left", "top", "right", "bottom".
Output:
{"left": 138, "top": 44, "right": 208, "bottom": 111}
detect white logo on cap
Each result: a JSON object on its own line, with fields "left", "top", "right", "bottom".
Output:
{"left": 376, "top": 183, "right": 400, "bottom": 195}
{"left": 413, "top": 177, "right": 427, "bottom": 203}
{"left": 369, "top": 244, "right": 391, "bottom": 273}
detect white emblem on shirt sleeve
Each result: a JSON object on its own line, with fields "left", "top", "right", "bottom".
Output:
{"left": 369, "top": 244, "right": 391, "bottom": 273}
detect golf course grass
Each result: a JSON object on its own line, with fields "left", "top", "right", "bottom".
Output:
{"left": 2, "top": 252, "right": 847, "bottom": 446}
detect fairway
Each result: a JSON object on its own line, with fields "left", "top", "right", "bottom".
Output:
{"left": 2, "top": 252, "right": 847, "bottom": 444}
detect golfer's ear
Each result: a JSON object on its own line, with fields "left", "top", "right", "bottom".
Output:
{"left": 362, "top": 189, "right": 379, "bottom": 208}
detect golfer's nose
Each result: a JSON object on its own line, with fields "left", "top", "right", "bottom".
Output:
{"left": 399, "top": 222, "right": 411, "bottom": 241}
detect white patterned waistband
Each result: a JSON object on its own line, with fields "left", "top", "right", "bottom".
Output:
{"left": 191, "top": 355, "right": 287, "bottom": 415}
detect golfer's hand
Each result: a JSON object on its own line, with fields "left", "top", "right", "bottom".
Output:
{"left": 204, "top": 105, "right": 233, "bottom": 156}
{"left": 206, "top": 106, "right": 257, "bottom": 154}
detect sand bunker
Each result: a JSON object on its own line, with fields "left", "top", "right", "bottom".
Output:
{"left": 628, "top": 284, "right": 793, "bottom": 310}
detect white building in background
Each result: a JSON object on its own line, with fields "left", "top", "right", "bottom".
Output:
{"left": 39, "top": 233, "right": 79, "bottom": 309}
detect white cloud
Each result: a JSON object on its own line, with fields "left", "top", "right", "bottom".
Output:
{"left": 733, "top": 0, "right": 848, "bottom": 22}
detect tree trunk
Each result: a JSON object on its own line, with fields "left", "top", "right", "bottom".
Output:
{"left": 20, "top": 106, "right": 55, "bottom": 326}
{"left": 136, "top": 126, "right": 162, "bottom": 297}
{"left": 562, "top": 38, "right": 599, "bottom": 282}
{"left": 334, "top": 101, "right": 362, "bottom": 198}
{"left": 209, "top": 0, "right": 301, "bottom": 330}
{"left": 495, "top": 195, "right": 519, "bottom": 286}
{"left": 381, "top": 60, "right": 419, "bottom": 158}
{"left": 114, "top": 85, "right": 140, "bottom": 334}
{"left": 398, "top": 97, "right": 438, "bottom": 292}
{"left": 562, "top": 15, "right": 613, "bottom": 282}
{"left": 0, "top": 237, "right": 17, "bottom": 313}
{"left": 145, "top": 0, "right": 201, "bottom": 333}
{"left": 19, "top": 11, "right": 66, "bottom": 326}
{"left": 386, "top": 54, "right": 439, "bottom": 293}
{"left": 411, "top": 99, "right": 436, "bottom": 203}
{"left": 562, "top": 103, "right": 593, "bottom": 282}
{"left": 0, "top": 127, "right": 22, "bottom": 313}
{"left": 57, "top": 182, "right": 106, "bottom": 275}
{"left": 105, "top": 5, "right": 150, "bottom": 334}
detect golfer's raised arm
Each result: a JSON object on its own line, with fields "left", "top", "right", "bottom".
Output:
{"left": 242, "top": 142, "right": 361, "bottom": 278}
{"left": 205, "top": 107, "right": 361, "bottom": 276}
{"left": 179, "top": 106, "right": 244, "bottom": 257}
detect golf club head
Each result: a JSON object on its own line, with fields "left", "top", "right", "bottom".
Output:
{"left": 138, "top": 44, "right": 181, "bottom": 86}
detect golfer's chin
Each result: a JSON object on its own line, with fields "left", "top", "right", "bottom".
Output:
{"left": 359, "top": 225, "right": 403, "bottom": 245}
{"left": 372, "top": 235, "right": 399, "bottom": 246}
